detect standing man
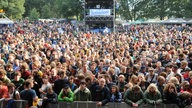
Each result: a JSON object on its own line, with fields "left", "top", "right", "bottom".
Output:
{"left": 74, "top": 80, "right": 91, "bottom": 101}
{"left": 20, "top": 79, "right": 38, "bottom": 108}
{"left": 92, "top": 78, "right": 110, "bottom": 106}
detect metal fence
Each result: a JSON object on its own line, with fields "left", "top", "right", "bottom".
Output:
{"left": 0, "top": 100, "right": 191, "bottom": 108}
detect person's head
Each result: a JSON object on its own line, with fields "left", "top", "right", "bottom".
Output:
{"left": 42, "top": 75, "right": 49, "bottom": 84}
{"left": 164, "top": 83, "right": 177, "bottom": 93}
{"left": 189, "top": 71, "right": 192, "bottom": 79}
{"left": 132, "top": 85, "right": 141, "bottom": 93}
{"left": 172, "top": 65, "right": 178, "bottom": 73}
{"left": 185, "top": 68, "right": 191, "bottom": 73}
{"left": 175, "top": 74, "right": 182, "bottom": 83}
{"left": 181, "top": 81, "right": 190, "bottom": 91}
{"left": 118, "top": 75, "right": 125, "bottom": 82}
{"left": 20, "top": 62, "right": 29, "bottom": 71}
{"left": 111, "top": 85, "right": 119, "bottom": 94}
{"left": 99, "top": 78, "right": 106, "bottom": 88}
{"left": 14, "top": 72, "right": 21, "bottom": 81}
{"left": 69, "top": 76, "right": 75, "bottom": 84}
{"left": 24, "top": 79, "right": 34, "bottom": 88}
{"left": 63, "top": 84, "right": 70, "bottom": 93}
{"left": 157, "top": 76, "right": 165, "bottom": 85}
{"left": 79, "top": 80, "right": 86, "bottom": 90}
{"left": 51, "top": 68, "right": 58, "bottom": 76}
{"left": 47, "top": 86, "right": 54, "bottom": 94}
{"left": 138, "top": 73, "right": 145, "bottom": 82}
{"left": 130, "top": 75, "right": 138, "bottom": 85}
{"left": 148, "top": 67, "right": 155, "bottom": 75}
{"left": 180, "top": 61, "right": 188, "bottom": 69}
{"left": 0, "top": 69, "right": 6, "bottom": 79}
{"left": 169, "top": 77, "right": 179, "bottom": 85}
{"left": 5, "top": 63, "right": 13, "bottom": 71}
{"left": 147, "top": 83, "right": 158, "bottom": 93}
{"left": 7, "top": 83, "right": 16, "bottom": 93}
{"left": 124, "top": 83, "right": 133, "bottom": 92}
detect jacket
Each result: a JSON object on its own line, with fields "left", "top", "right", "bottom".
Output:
{"left": 110, "top": 92, "right": 122, "bottom": 102}
{"left": 91, "top": 85, "right": 110, "bottom": 106}
{"left": 58, "top": 89, "right": 74, "bottom": 102}
{"left": 144, "top": 91, "right": 162, "bottom": 105}
{"left": 124, "top": 89, "right": 144, "bottom": 106}
{"left": 163, "top": 92, "right": 178, "bottom": 104}
{"left": 74, "top": 87, "right": 91, "bottom": 101}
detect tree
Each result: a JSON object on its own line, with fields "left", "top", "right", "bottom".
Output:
{"left": 0, "top": 0, "right": 25, "bottom": 19}
{"left": 29, "top": 8, "right": 40, "bottom": 21}
{"left": 53, "top": 0, "right": 82, "bottom": 19}
{"left": 41, "top": 5, "right": 51, "bottom": 18}
{"left": 119, "top": 0, "right": 143, "bottom": 21}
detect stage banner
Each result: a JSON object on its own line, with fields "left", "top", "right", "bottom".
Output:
{"left": 89, "top": 9, "right": 111, "bottom": 16}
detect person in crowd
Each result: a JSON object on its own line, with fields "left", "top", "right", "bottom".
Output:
{"left": 116, "top": 75, "right": 127, "bottom": 93}
{"left": 54, "top": 70, "right": 69, "bottom": 95}
{"left": 0, "top": 81, "right": 9, "bottom": 98}
{"left": 42, "top": 86, "right": 58, "bottom": 108}
{"left": 144, "top": 83, "right": 162, "bottom": 105}
{"left": 6, "top": 83, "right": 20, "bottom": 108}
{"left": 74, "top": 80, "right": 91, "bottom": 101}
{"left": 129, "top": 75, "right": 139, "bottom": 86}
{"left": 163, "top": 83, "right": 178, "bottom": 104}
{"left": 0, "top": 69, "right": 11, "bottom": 84}
{"left": 91, "top": 78, "right": 110, "bottom": 106}
{"left": 177, "top": 91, "right": 192, "bottom": 108}
{"left": 169, "top": 77, "right": 181, "bottom": 92}
{"left": 124, "top": 85, "right": 144, "bottom": 107}
{"left": 39, "top": 75, "right": 52, "bottom": 98}
{"left": 145, "top": 68, "right": 158, "bottom": 84}
{"left": 68, "top": 76, "right": 77, "bottom": 92}
{"left": 109, "top": 85, "right": 122, "bottom": 102}
{"left": 138, "top": 74, "right": 149, "bottom": 92}
{"left": 11, "top": 72, "right": 25, "bottom": 91}
{"left": 5, "top": 63, "right": 14, "bottom": 80}
{"left": 156, "top": 76, "right": 166, "bottom": 95}
{"left": 58, "top": 84, "right": 74, "bottom": 102}
{"left": 20, "top": 79, "right": 38, "bottom": 108}
{"left": 7, "top": 83, "right": 20, "bottom": 100}
{"left": 20, "top": 62, "right": 31, "bottom": 80}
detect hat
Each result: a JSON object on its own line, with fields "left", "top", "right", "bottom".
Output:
{"left": 173, "top": 65, "right": 178, "bottom": 69}
{"left": 185, "top": 68, "right": 191, "bottom": 71}
{"left": 141, "top": 66, "right": 146, "bottom": 69}
{"left": 80, "top": 80, "right": 86, "bottom": 83}
{"left": 148, "top": 67, "right": 155, "bottom": 71}
{"left": 165, "top": 63, "right": 172, "bottom": 67}
{"left": 63, "top": 84, "right": 69, "bottom": 89}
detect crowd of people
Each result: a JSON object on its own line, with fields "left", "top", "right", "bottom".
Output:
{"left": 0, "top": 21, "right": 192, "bottom": 108}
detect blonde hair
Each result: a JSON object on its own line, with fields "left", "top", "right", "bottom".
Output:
{"left": 164, "top": 83, "right": 177, "bottom": 93}
{"left": 169, "top": 77, "right": 179, "bottom": 85}
{"left": 146, "top": 83, "right": 158, "bottom": 93}
{"left": 138, "top": 73, "right": 146, "bottom": 81}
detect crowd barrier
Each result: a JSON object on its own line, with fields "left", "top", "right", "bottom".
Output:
{"left": 0, "top": 99, "right": 191, "bottom": 108}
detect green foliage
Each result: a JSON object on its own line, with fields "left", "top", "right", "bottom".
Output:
{"left": 0, "top": 0, "right": 25, "bottom": 19}
{"left": 41, "top": 5, "right": 51, "bottom": 18}
{"left": 119, "top": 0, "right": 192, "bottom": 20}
{"left": 29, "top": 8, "right": 40, "bottom": 21}
{"left": 1, "top": 0, "right": 192, "bottom": 20}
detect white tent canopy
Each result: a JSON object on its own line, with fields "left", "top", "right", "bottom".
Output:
{"left": 187, "top": 19, "right": 192, "bottom": 24}
{"left": 162, "top": 18, "right": 186, "bottom": 24}
{"left": 143, "top": 19, "right": 161, "bottom": 24}
{"left": 0, "top": 18, "right": 14, "bottom": 24}
{"left": 0, "top": 13, "right": 14, "bottom": 24}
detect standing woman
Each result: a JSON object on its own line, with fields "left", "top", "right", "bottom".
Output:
{"left": 144, "top": 83, "right": 162, "bottom": 105}
{"left": 163, "top": 83, "right": 178, "bottom": 104}
{"left": 109, "top": 85, "right": 122, "bottom": 102}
